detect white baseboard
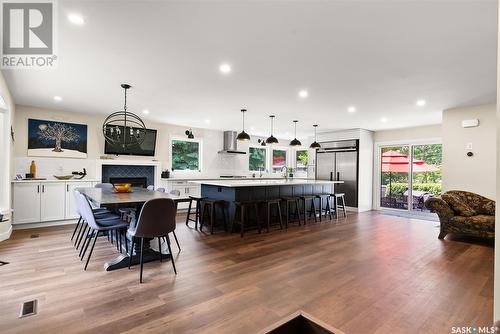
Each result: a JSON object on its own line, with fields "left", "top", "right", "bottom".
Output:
{"left": 12, "top": 219, "right": 78, "bottom": 230}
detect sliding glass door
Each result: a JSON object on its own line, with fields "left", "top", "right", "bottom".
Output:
{"left": 379, "top": 143, "right": 442, "bottom": 213}
{"left": 410, "top": 144, "right": 442, "bottom": 212}
{"left": 380, "top": 146, "right": 410, "bottom": 210}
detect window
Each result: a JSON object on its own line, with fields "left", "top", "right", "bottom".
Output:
{"left": 296, "top": 150, "right": 308, "bottom": 172}
{"left": 249, "top": 146, "right": 267, "bottom": 171}
{"left": 171, "top": 139, "right": 201, "bottom": 171}
{"left": 272, "top": 149, "right": 287, "bottom": 172}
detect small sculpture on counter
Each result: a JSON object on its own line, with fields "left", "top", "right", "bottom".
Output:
{"left": 72, "top": 168, "right": 87, "bottom": 179}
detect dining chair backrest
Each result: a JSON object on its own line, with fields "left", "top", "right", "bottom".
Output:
{"left": 76, "top": 192, "right": 100, "bottom": 230}
{"left": 95, "top": 183, "right": 113, "bottom": 189}
{"left": 146, "top": 185, "right": 154, "bottom": 191}
{"left": 156, "top": 187, "right": 165, "bottom": 193}
{"left": 169, "top": 189, "right": 181, "bottom": 196}
{"left": 73, "top": 189, "right": 82, "bottom": 216}
{"left": 132, "top": 198, "right": 176, "bottom": 238}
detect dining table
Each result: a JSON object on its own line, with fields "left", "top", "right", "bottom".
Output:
{"left": 77, "top": 187, "right": 190, "bottom": 271}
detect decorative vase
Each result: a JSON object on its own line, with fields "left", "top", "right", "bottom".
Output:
{"left": 29, "top": 161, "right": 36, "bottom": 178}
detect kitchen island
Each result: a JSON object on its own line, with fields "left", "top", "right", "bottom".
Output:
{"left": 189, "top": 179, "right": 344, "bottom": 227}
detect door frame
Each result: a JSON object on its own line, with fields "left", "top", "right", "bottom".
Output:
{"left": 373, "top": 138, "right": 441, "bottom": 216}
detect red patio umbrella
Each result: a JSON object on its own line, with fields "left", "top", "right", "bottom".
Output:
{"left": 382, "top": 150, "right": 440, "bottom": 173}
{"left": 381, "top": 150, "right": 440, "bottom": 202}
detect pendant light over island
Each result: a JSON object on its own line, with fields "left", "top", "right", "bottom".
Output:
{"left": 236, "top": 109, "right": 251, "bottom": 141}
{"left": 289, "top": 120, "right": 301, "bottom": 147}
{"left": 265, "top": 115, "right": 279, "bottom": 144}
{"left": 310, "top": 124, "right": 321, "bottom": 149}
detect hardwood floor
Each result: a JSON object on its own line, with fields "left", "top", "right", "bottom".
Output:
{"left": 0, "top": 211, "right": 493, "bottom": 333}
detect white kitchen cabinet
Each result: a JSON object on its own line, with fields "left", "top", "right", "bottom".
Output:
{"left": 159, "top": 179, "right": 201, "bottom": 209}
{"left": 65, "top": 181, "right": 91, "bottom": 219}
{"left": 40, "top": 183, "right": 66, "bottom": 222}
{"left": 12, "top": 179, "right": 98, "bottom": 226}
{"left": 12, "top": 182, "right": 41, "bottom": 224}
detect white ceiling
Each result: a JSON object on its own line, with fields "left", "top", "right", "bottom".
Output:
{"left": 2, "top": 0, "right": 497, "bottom": 139}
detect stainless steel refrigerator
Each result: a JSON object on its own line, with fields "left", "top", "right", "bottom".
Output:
{"left": 315, "top": 140, "right": 358, "bottom": 208}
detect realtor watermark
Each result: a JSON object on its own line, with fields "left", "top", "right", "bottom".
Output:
{"left": 1, "top": 0, "right": 57, "bottom": 68}
{"left": 451, "top": 326, "right": 497, "bottom": 334}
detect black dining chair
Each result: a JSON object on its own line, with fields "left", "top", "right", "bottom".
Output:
{"left": 127, "top": 198, "right": 178, "bottom": 283}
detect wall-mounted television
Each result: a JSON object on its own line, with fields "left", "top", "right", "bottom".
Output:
{"left": 104, "top": 126, "right": 157, "bottom": 156}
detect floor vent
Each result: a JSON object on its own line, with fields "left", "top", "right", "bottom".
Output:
{"left": 30, "top": 234, "right": 40, "bottom": 238}
{"left": 19, "top": 300, "right": 38, "bottom": 318}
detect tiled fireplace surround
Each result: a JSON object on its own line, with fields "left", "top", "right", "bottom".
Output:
{"left": 101, "top": 165, "right": 155, "bottom": 187}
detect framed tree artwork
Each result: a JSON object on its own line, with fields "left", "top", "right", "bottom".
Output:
{"left": 27, "top": 119, "right": 88, "bottom": 158}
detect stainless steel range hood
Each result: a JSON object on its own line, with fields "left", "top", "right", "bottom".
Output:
{"left": 218, "top": 131, "right": 246, "bottom": 155}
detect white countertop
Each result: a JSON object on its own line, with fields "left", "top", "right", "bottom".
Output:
{"left": 163, "top": 177, "right": 309, "bottom": 181}
{"left": 189, "top": 179, "right": 343, "bottom": 187}
{"left": 12, "top": 178, "right": 99, "bottom": 183}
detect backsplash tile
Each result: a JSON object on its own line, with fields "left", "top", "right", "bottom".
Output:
{"left": 101, "top": 165, "right": 155, "bottom": 186}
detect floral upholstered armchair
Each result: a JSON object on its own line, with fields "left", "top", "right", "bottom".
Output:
{"left": 424, "top": 190, "right": 495, "bottom": 239}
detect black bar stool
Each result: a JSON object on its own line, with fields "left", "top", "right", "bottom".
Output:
{"left": 200, "top": 199, "right": 227, "bottom": 234}
{"left": 281, "top": 197, "right": 302, "bottom": 228}
{"left": 262, "top": 199, "right": 283, "bottom": 232}
{"left": 300, "top": 195, "right": 319, "bottom": 224}
{"left": 315, "top": 194, "right": 331, "bottom": 221}
{"left": 185, "top": 196, "right": 206, "bottom": 230}
{"left": 330, "top": 193, "right": 347, "bottom": 218}
{"left": 233, "top": 201, "right": 261, "bottom": 237}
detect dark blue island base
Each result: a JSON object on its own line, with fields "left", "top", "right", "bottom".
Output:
{"left": 201, "top": 183, "right": 336, "bottom": 230}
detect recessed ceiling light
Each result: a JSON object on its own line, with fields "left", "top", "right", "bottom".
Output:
{"left": 204, "top": 119, "right": 210, "bottom": 124}
{"left": 142, "top": 109, "right": 150, "bottom": 115}
{"left": 380, "top": 117, "right": 388, "bottom": 123}
{"left": 416, "top": 99, "right": 426, "bottom": 107}
{"left": 250, "top": 126, "right": 255, "bottom": 131}
{"left": 347, "top": 106, "right": 356, "bottom": 113}
{"left": 53, "top": 96, "right": 62, "bottom": 101}
{"left": 219, "top": 63, "right": 231, "bottom": 74}
{"left": 298, "top": 90, "right": 309, "bottom": 98}
{"left": 68, "top": 14, "right": 85, "bottom": 25}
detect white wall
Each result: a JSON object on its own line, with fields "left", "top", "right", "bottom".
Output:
{"left": 0, "top": 72, "right": 15, "bottom": 241}
{"left": 442, "top": 104, "right": 496, "bottom": 199}
{"left": 373, "top": 124, "right": 441, "bottom": 143}
{"left": 13, "top": 105, "right": 300, "bottom": 179}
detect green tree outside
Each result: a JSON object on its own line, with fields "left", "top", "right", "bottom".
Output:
{"left": 172, "top": 140, "right": 199, "bottom": 170}
{"left": 249, "top": 147, "right": 266, "bottom": 171}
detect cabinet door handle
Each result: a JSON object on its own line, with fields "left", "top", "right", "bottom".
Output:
{"left": 42, "top": 185, "right": 45, "bottom": 192}
{"left": 37, "top": 185, "right": 40, "bottom": 193}
{"left": 67, "top": 184, "right": 69, "bottom": 192}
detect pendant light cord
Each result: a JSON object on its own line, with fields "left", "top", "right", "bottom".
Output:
{"left": 123, "top": 87, "right": 127, "bottom": 111}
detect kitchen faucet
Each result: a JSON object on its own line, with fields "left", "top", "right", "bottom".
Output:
{"left": 281, "top": 166, "right": 288, "bottom": 179}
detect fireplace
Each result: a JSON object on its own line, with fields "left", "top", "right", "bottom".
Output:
{"left": 101, "top": 164, "right": 154, "bottom": 188}
{"left": 109, "top": 177, "right": 147, "bottom": 188}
